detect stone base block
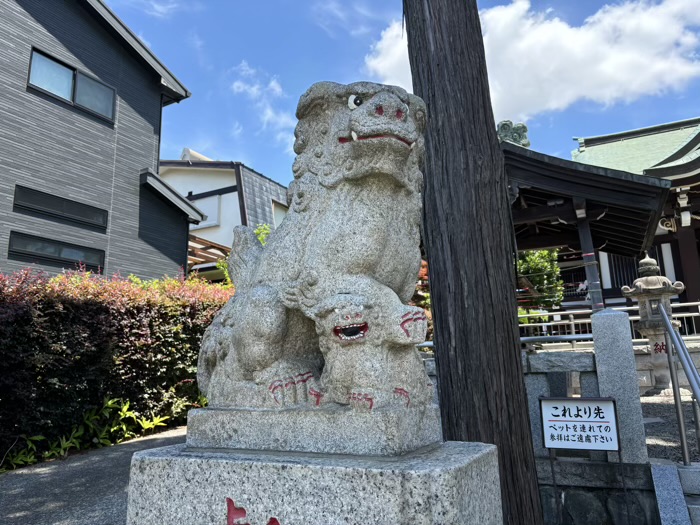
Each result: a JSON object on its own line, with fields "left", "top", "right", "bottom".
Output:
{"left": 187, "top": 405, "right": 442, "bottom": 456}
{"left": 127, "top": 442, "right": 502, "bottom": 525}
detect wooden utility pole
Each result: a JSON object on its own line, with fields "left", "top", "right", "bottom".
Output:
{"left": 403, "top": 1, "right": 544, "bottom": 523}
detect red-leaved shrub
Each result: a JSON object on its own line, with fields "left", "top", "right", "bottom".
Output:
{"left": 0, "top": 268, "right": 233, "bottom": 460}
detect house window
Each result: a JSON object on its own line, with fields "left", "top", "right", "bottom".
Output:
{"left": 75, "top": 72, "right": 115, "bottom": 120}
{"left": 13, "top": 185, "right": 109, "bottom": 231}
{"left": 28, "top": 51, "right": 73, "bottom": 101}
{"left": 28, "top": 49, "right": 116, "bottom": 121}
{"left": 8, "top": 232, "right": 105, "bottom": 273}
{"left": 272, "top": 200, "right": 288, "bottom": 228}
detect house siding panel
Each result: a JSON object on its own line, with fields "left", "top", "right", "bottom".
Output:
{"left": 0, "top": 0, "right": 185, "bottom": 278}
{"left": 240, "top": 166, "right": 288, "bottom": 228}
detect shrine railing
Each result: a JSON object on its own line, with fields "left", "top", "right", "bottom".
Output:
{"left": 659, "top": 306, "right": 700, "bottom": 466}
{"left": 518, "top": 302, "right": 700, "bottom": 345}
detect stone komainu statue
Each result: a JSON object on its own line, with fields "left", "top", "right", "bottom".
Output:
{"left": 198, "top": 81, "right": 432, "bottom": 410}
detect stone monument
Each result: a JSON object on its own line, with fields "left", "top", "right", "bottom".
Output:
{"left": 127, "top": 82, "right": 502, "bottom": 524}
{"left": 622, "top": 253, "right": 685, "bottom": 396}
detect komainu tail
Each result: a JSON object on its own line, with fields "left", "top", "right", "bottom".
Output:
{"left": 229, "top": 225, "right": 263, "bottom": 291}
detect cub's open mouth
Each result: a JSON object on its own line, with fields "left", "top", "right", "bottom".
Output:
{"left": 333, "top": 322, "right": 369, "bottom": 341}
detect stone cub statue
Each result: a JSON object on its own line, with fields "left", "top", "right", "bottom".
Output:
{"left": 309, "top": 291, "right": 432, "bottom": 410}
{"left": 198, "top": 81, "right": 430, "bottom": 410}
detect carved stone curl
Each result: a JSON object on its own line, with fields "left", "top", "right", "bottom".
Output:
{"left": 197, "top": 82, "right": 432, "bottom": 411}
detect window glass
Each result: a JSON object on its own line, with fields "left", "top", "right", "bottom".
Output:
{"left": 59, "top": 245, "right": 102, "bottom": 266}
{"left": 9, "top": 232, "right": 105, "bottom": 271}
{"left": 29, "top": 51, "right": 74, "bottom": 101}
{"left": 14, "top": 185, "right": 108, "bottom": 229}
{"left": 75, "top": 72, "right": 115, "bottom": 120}
{"left": 15, "top": 236, "right": 61, "bottom": 258}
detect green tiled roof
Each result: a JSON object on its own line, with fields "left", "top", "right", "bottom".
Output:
{"left": 572, "top": 118, "right": 700, "bottom": 174}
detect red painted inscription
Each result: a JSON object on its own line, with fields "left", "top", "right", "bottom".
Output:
{"left": 226, "top": 498, "right": 283, "bottom": 525}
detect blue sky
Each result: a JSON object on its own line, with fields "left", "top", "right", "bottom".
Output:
{"left": 106, "top": 0, "right": 700, "bottom": 186}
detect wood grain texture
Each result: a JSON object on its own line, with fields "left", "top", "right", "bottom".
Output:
{"left": 403, "top": 1, "right": 544, "bottom": 523}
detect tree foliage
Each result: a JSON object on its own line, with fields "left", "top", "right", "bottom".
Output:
{"left": 517, "top": 249, "right": 564, "bottom": 309}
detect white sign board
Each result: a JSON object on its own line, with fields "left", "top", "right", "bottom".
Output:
{"left": 539, "top": 398, "right": 619, "bottom": 451}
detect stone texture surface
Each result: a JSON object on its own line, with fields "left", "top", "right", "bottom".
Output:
{"left": 527, "top": 350, "right": 595, "bottom": 373}
{"left": 197, "top": 82, "right": 431, "bottom": 413}
{"left": 680, "top": 464, "right": 700, "bottom": 496}
{"left": 536, "top": 458, "right": 654, "bottom": 490}
{"left": 579, "top": 371, "right": 600, "bottom": 398}
{"left": 127, "top": 442, "right": 502, "bottom": 525}
{"left": 539, "top": 485, "right": 661, "bottom": 525}
{"left": 187, "top": 405, "right": 442, "bottom": 456}
{"left": 621, "top": 253, "right": 685, "bottom": 394}
{"left": 538, "top": 460, "right": 662, "bottom": 525}
{"left": 687, "top": 497, "right": 700, "bottom": 525}
{"left": 651, "top": 463, "right": 691, "bottom": 525}
{"left": 524, "top": 373, "right": 549, "bottom": 458}
{"left": 592, "top": 309, "right": 649, "bottom": 463}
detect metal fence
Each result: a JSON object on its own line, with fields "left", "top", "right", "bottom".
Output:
{"left": 518, "top": 302, "right": 700, "bottom": 344}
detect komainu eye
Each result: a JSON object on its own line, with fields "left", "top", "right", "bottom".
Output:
{"left": 347, "top": 95, "right": 363, "bottom": 109}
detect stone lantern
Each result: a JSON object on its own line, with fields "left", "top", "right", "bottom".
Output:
{"left": 621, "top": 253, "right": 685, "bottom": 395}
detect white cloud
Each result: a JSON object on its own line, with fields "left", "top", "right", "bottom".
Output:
{"left": 260, "top": 102, "right": 296, "bottom": 131}
{"left": 187, "top": 30, "right": 211, "bottom": 70}
{"left": 364, "top": 0, "right": 700, "bottom": 123}
{"left": 144, "top": 0, "right": 179, "bottom": 17}
{"left": 312, "top": 0, "right": 394, "bottom": 38}
{"left": 230, "top": 121, "right": 243, "bottom": 139}
{"left": 276, "top": 131, "right": 296, "bottom": 155}
{"left": 364, "top": 21, "right": 412, "bottom": 91}
{"left": 230, "top": 63, "right": 296, "bottom": 155}
{"left": 232, "top": 80, "right": 262, "bottom": 99}
{"left": 108, "top": 0, "right": 201, "bottom": 18}
{"left": 267, "top": 78, "right": 285, "bottom": 98}
{"left": 234, "top": 60, "right": 257, "bottom": 78}
{"left": 136, "top": 31, "right": 151, "bottom": 48}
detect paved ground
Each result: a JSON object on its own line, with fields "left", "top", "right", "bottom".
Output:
{"left": 642, "top": 393, "right": 700, "bottom": 463}
{"left": 0, "top": 427, "right": 185, "bottom": 525}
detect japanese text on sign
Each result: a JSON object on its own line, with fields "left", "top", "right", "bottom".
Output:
{"left": 540, "top": 398, "right": 619, "bottom": 451}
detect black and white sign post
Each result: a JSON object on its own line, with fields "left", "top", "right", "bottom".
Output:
{"left": 539, "top": 397, "right": 630, "bottom": 524}
{"left": 540, "top": 398, "right": 619, "bottom": 451}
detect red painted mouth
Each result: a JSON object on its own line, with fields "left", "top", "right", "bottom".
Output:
{"left": 333, "top": 322, "right": 369, "bottom": 341}
{"left": 338, "top": 134, "right": 412, "bottom": 147}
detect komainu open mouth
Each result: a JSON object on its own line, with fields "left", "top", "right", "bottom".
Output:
{"left": 333, "top": 322, "right": 369, "bottom": 341}
{"left": 338, "top": 133, "right": 413, "bottom": 148}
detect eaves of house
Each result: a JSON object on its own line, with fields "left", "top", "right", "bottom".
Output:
{"left": 78, "top": 0, "right": 190, "bottom": 104}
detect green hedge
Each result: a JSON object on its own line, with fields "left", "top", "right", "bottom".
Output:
{"left": 0, "top": 269, "right": 233, "bottom": 469}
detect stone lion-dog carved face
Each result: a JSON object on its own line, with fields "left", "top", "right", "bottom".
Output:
{"left": 291, "top": 81, "right": 426, "bottom": 192}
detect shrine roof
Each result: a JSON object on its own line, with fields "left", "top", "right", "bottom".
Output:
{"left": 571, "top": 117, "right": 700, "bottom": 176}
{"left": 504, "top": 142, "right": 671, "bottom": 257}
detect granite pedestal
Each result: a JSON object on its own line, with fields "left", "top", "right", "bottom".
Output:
{"left": 187, "top": 405, "right": 442, "bottom": 456}
{"left": 127, "top": 441, "right": 502, "bottom": 525}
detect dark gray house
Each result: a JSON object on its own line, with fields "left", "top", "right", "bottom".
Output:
{"left": 0, "top": 0, "right": 203, "bottom": 279}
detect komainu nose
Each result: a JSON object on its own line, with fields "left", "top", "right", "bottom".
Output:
{"left": 369, "top": 93, "right": 408, "bottom": 121}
